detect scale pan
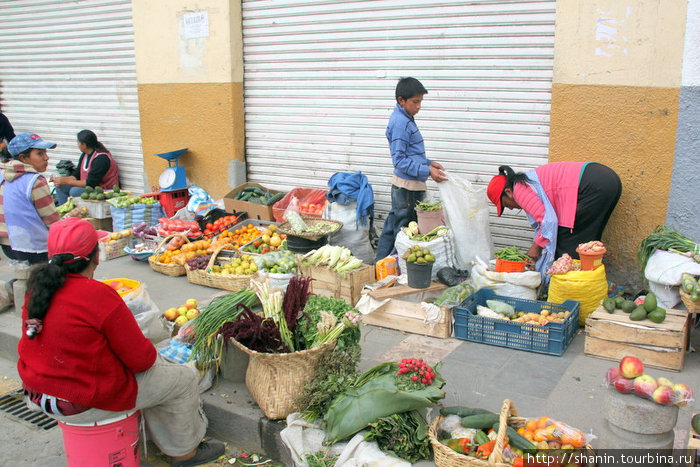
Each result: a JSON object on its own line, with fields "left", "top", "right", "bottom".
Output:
{"left": 155, "top": 148, "right": 188, "bottom": 161}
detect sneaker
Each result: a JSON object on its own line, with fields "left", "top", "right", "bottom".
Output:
{"left": 170, "top": 441, "right": 225, "bottom": 467}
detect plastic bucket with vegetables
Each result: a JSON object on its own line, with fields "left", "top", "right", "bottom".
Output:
{"left": 576, "top": 241, "right": 607, "bottom": 271}
{"left": 495, "top": 257, "right": 526, "bottom": 273}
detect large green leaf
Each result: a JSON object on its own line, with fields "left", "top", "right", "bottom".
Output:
{"left": 323, "top": 361, "right": 445, "bottom": 444}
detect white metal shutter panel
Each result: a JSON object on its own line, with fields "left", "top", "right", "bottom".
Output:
{"left": 0, "top": 0, "right": 144, "bottom": 193}
{"left": 242, "top": 0, "right": 555, "bottom": 250}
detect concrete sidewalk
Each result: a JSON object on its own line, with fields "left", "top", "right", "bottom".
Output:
{"left": 1, "top": 253, "right": 698, "bottom": 466}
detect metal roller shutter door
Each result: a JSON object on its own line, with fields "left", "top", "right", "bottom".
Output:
{"left": 0, "top": 0, "right": 144, "bottom": 193}
{"left": 242, "top": 0, "right": 555, "bottom": 249}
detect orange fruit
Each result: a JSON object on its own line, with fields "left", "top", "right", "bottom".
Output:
{"left": 536, "top": 416, "right": 551, "bottom": 429}
{"left": 525, "top": 418, "right": 537, "bottom": 432}
{"left": 570, "top": 431, "right": 586, "bottom": 448}
{"left": 533, "top": 429, "right": 547, "bottom": 442}
{"left": 544, "top": 424, "right": 558, "bottom": 440}
{"left": 517, "top": 427, "right": 526, "bottom": 436}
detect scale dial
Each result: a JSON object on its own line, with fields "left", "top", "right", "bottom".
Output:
{"left": 159, "top": 168, "right": 177, "bottom": 190}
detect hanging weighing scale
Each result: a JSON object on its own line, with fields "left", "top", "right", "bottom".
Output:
{"left": 156, "top": 148, "right": 188, "bottom": 191}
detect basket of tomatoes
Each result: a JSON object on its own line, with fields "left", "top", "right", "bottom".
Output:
{"left": 198, "top": 209, "right": 247, "bottom": 238}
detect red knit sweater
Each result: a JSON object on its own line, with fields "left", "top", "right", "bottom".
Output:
{"left": 17, "top": 274, "right": 156, "bottom": 411}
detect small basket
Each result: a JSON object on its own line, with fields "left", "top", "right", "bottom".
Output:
{"left": 495, "top": 257, "right": 526, "bottom": 273}
{"left": 184, "top": 245, "right": 253, "bottom": 292}
{"left": 576, "top": 246, "right": 606, "bottom": 271}
{"left": 429, "top": 399, "right": 595, "bottom": 467}
{"left": 277, "top": 217, "right": 343, "bottom": 241}
{"left": 148, "top": 233, "right": 190, "bottom": 277}
{"left": 680, "top": 289, "right": 698, "bottom": 314}
{"left": 230, "top": 338, "right": 336, "bottom": 420}
{"left": 123, "top": 245, "right": 154, "bottom": 262}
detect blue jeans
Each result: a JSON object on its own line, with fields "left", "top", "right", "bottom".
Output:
{"left": 374, "top": 185, "right": 425, "bottom": 262}
{"left": 56, "top": 185, "right": 86, "bottom": 205}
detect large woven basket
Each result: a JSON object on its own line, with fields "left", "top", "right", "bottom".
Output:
{"left": 230, "top": 338, "right": 336, "bottom": 420}
{"left": 277, "top": 217, "right": 343, "bottom": 241}
{"left": 429, "top": 399, "right": 595, "bottom": 467}
{"left": 680, "top": 289, "right": 698, "bottom": 314}
{"left": 148, "top": 233, "right": 190, "bottom": 277}
{"left": 185, "top": 245, "right": 252, "bottom": 292}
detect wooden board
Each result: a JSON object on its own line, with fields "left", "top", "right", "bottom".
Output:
{"left": 366, "top": 281, "right": 447, "bottom": 300}
{"left": 587, "top": 305, "right": 688, "bottom": 332}
{"left": 298, "top": 264, "right": 374, "bottom": 306}
{"left": 584, "top": 336, "right": 685, "bottom": 372}
{"left": 361, "top": 300, "right": 451, "bottom": 339}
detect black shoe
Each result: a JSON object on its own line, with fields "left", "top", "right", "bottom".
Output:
{"left": 170, "top": 441, "right": 225, "bottom": 467}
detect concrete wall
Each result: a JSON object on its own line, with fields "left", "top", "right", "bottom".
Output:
{"left": 549, "top": 0, "right": 689, "bottom": 287}
{"left": 131, "top": 0, "right": 245, "bottom": 198}
{"left": 667, "top": 0, "right": 700, "bottom": 241}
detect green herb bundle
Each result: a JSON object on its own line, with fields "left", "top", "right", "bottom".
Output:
{"left": 304, "top": 451, "right": 338, "bottom": 467}
{"left": 638, "top": 225, "right": 700, "bottom": 273}
{"left": 364, "top": 410, "right": 431, "bottom": 463}
{"left": 296, "top": 295, "right": 361, "bottom": 351}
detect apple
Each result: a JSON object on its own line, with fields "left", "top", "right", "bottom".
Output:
{"left": 619, "top": 356, "right": 644, "bottom": 379}
{"left": 177, "top": 306, "right": 189, "bottom": 316}
{"left": 186, "top": 308, "right": 200, "bottom": 320}
{"left": 633, "top": 374, "right": 658, "bottom": 399}
{"left": 185, "top": 298, "right": 198, "bottom": 309}
{"left": 175, "top": 315, "right": 189, "bottom": 326}
{"left": 651, "top": 385, "right": 674, "bottom": 406}
{"left": 605, "top": 367, "right": 621, "bottom": 385}
{"left": 672, "top": 383, "right": 694, "bottom": 407}
{"left": 163, "top": 307, "right": 178, "bottom": 321}
{"left": 657, "top": 377, "right": 674, "bottom": 387}
{"left": 614, "top": 376, "right": 635, "bottom": 394}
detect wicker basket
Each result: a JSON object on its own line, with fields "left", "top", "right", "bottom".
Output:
{"left": 185, "top": 245, "right": 252, "bottom": 292}
{"left": 680, "top": 289, "right": 698, "bottom": 314}
{"left": 429, "top": 399, "right": 595, "bottom": 467}
{"left": 230, "top": 338, "right": 336, "bottom": 420}
{"left": 277, "top": 217, "right": 343, "bottom": 241}
{"left": 148, "top": 233, "right": 190, "bottom": 277}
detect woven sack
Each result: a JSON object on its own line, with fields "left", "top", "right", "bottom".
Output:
{"left": 230, "top": 338, "right": 336, "bottom": 420}
{"left": 548, "top": 263, "right": 607, "bottom": 326}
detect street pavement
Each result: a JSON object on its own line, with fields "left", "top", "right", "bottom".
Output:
{"left": 0, "top": 250, "right": 698, "bottom": 466}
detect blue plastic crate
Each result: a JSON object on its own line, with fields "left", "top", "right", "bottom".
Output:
{"left": 454, "top": 289, "right": 580, "bottom": 356}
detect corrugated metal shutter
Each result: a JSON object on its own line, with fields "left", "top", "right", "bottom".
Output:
{"left": 242, "top": 0, "right": 555, "bottom": 249}
{"left": 0, "top": 0, "right": 144, "bottom": 193}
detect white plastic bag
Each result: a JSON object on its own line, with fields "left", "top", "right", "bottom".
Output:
{"left": 122, "top": 284, "right": 170, "bottom": 343}
{"left": 644, "top": 250, "right": 700, "bottom": 309}
{"left": 438, "top": 173, "right": 493, "bottom": 270}
{"left": 471, "top": 259, "right": 541, "bottom": 300}
{"left": 395, "top": 229, "right": 456, "bottom": 280}
{"left": 325, "top": 201, "right": 375, "bottom": 264}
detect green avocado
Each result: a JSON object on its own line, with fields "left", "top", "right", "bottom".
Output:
{"left": 85, "top": 185, "right": 93, "bottom": 193}
{"left": 80, "top": 192, "right": 89, "bottom": 200}
{"left": 643, "top": 293, "right": 657, "bottom": 312}
{"left": 692, "top": 414, "right": 700, "bottom": 435}
{"left": 614, "top": 296, "right": 625, "bottom": 309}
{"left": 603, "top": 298, "right": 616, "bottom": 313}
{"left": 621, "top": 300, "right": 636, "bottom": 313}
{"left": 648, "top": 308, "right": 666, "bottom": 324}
{"left": 630, "top": 306, "right": 647, "bottom": 321}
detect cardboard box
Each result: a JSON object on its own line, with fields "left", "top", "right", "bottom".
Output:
{"left": 584, "top": 304, "right": 689, "bottom": 372}
{"left": 98, "top": 236, "right": 130, "bottom": 261}
{"left": 223, "top": 183, "right": 286, "bottom": 221}
{"left": 360, "top": 282, "right": 450, "bottom": 338}
{"left": 298, "top": 263, "right": 374, "bottom": 306}
{"left": 85, "top": 217, "right": 113, "bottom": 231}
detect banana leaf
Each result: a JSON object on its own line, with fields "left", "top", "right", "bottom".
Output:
{"left": 323, "top": 361, "right": 445, "bottom": 444}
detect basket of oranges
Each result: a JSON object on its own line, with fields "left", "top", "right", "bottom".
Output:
{"left": 148, "top": 233, "right": 192, "bottom": 277}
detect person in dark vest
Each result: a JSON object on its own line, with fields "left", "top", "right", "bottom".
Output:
{"left": 0, "top": 132, "right": 61, "bottom": 264}
{"left": 54, "top": 129, "right": 120, "bottom": 204}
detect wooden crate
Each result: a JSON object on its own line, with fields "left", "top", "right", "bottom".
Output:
{"left": 298, "top": 263, "right": 374, "bottom": 306}
{"left": 361, "top": 282, "right": 450, "bottom": 338}
{"left": 584, "top": 304, "right": 689, "bottom": 372}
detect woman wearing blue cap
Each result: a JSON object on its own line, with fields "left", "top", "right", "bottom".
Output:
{"left": 0, "top": 132, "right": 61, "bottom": 264}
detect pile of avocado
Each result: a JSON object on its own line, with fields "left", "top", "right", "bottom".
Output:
{"left": 602, "top": 292, "right": 666, "bottom": 323}
{"left": 80, "top": 185, "right": 121, "bottom": 201}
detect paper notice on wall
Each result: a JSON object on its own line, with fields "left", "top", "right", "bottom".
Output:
{"left": 183, "top": 11, "right": 209, "bottom": 39}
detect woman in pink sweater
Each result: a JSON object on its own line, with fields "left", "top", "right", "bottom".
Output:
{"left": 487, "top": 162, "right": 621, "bottom": 272}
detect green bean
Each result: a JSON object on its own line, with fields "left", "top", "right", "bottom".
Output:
{"left": 495, "top": 246, "right": 529, "bottom": 261}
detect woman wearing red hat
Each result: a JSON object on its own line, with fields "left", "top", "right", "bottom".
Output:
{"left": 486, "top": 162, "right": 621, "bottom": 279}
{"left": 17, "top": 217, "right": 224, "bottom": 467}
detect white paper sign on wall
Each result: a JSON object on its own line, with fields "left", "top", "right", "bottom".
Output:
{"left": 184, "top": 11, "right": 209, "bottom": 39}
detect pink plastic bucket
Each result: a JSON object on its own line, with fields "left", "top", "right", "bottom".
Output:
{"left": 59, "top": 411, "right": 140, "bottom": 467}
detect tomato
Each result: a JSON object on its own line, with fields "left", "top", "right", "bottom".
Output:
{"left": 204, "top": 229, "right": 211, "bottom": 235}
{"left": 206, "top": 223, "right": 213, "bottom": 230}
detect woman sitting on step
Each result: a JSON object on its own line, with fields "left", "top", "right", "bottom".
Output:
{"left": 16, "top": 217, "right": 224, "bottom": 467}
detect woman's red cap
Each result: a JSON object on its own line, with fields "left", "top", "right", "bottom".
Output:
{"left": 47, "top": 217, "right": 98, "bottom": 260}
{"left": 487, "top": 175, "right": 507, "bottom": 216}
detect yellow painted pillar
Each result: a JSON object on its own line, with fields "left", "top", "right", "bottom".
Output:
{"left": 549, "top": 0, "right": 687, "bottom": 284}
{"left": 131, "top": 0, "right": 244, "bottom": 199}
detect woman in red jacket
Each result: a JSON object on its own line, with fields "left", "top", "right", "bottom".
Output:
{"left": 17, "top": 217, "right": 223, "bottom": 467}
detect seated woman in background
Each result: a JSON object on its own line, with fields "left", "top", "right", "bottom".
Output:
{"left": 54, "top": 129, "right": 120, "bottom": 204}
{"left": 0, "top": 132, "right": 61, "bottom": 264}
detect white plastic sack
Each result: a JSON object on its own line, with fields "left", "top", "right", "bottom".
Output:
{"left": 644, "top": 249, "right": 700, "bottom": 286}
{"left": 325, "top": 201, "right": 375, "bottom": 264}
{"left": 438, "top": 173, "right": 493, "bottom": 270}
{"left": 122, "top": 284, "right": 170, "bottom": 343}
{"left": 647, "top": 281, "right": 681, "bottom": 309}
{"left": 395, "top": 229, "right": 456, "bottom": 280}
{"left": 280, "top": 412, "right": 410, "bottom": 467}
{"left": 471, "top": 259, "right": 541, "bottom": 300}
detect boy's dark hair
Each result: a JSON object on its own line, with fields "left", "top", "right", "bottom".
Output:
{"left": 395, "top": 77, "right": 428, "bottom": 101}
